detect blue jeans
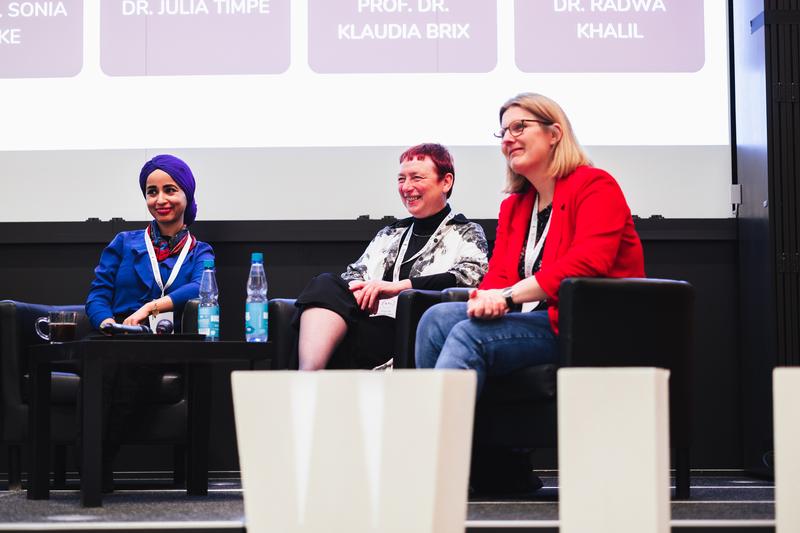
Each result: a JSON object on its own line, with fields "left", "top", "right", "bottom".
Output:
{"left": 415, "top": 302, "right": 558, "bottom": 396}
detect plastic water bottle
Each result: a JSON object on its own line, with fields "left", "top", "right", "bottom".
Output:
{"left": 245, "top": 252, "right": 268, "bottom": 342}
{"left": 198, "top": 259, "right": 220, "bottom": 341}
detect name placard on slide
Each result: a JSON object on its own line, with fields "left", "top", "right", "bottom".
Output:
{"left": 515, "top": 0, "right": 705, "bottom": 72}
{"left": 308, "top": 0, "right": 497, "bottom": 73}
{"left": 0, "top": 1, "right": 82, "bottom": 78}
{"left": 100, "top": 0, "right": 290, "bottom": 76}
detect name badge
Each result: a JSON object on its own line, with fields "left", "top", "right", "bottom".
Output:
{"left": 372, "top": 296, "right": 398, "bottom": 319}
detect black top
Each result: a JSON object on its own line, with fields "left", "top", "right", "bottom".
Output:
{"left": 382, "top": 204, "right": 458, "bottom": 290}
{"left": 517, "top": 203, "right": 553, "bottom": 280}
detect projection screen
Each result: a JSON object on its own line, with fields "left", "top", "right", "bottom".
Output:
{"left": 0, "top": 0, "right": 731, "bottom": 221}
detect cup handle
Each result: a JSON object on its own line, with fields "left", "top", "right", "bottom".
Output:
{"left": 35, "top": 317, "right": 50, "bottom": 341}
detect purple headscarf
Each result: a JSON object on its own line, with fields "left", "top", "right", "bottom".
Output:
{"left": 138, "top": 154, "right": 198, "bottom": 226}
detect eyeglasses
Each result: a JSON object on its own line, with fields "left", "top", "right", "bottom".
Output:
{"left": 494, "top": 119, "right": 553, "bottom": 139}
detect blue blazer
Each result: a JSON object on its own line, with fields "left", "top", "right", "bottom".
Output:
{"left": 85, "top": 229, "right": 215, "bottom": 329}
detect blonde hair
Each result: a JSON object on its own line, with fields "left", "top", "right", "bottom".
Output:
{"left": 499, "top": 93, "right": 592, "bottom": 194}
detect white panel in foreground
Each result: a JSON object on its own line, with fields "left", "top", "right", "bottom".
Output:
{"left": 558, "top": 367, "right": 670, "bottom": 533}
{"left": 773, "top": 367, "right": 800, "bottom": 533}
{"left": 231, "top": 369, "right": 476, "bottom": 533}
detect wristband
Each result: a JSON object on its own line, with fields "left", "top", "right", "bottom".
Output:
{"left": 150, "top": 300, "right": 159, "bottom": 317}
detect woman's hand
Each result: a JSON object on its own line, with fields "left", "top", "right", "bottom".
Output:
{"left": 99, "top": 317, "right": 116, "bottom": 335}
{"left": 123, "top": 305, "right": 151, "bottom": 326}
{"left": 467, "top": 289, "right": 509, "bottom": 320}
{"left": 349, "top": 279, "right": 412, "bottom": 313}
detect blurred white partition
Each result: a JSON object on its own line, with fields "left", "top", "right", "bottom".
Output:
{"left": 231, "top": 369, "right": 476, "bottom": 533}
{"left": 558, "top": 368, "right": 670, "bottom": 533}
{"left": 773, "top": 367, "right": 800, "bottom": 533}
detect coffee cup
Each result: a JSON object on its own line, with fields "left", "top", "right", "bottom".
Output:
{"left": 35, "top": 311, "right": 78, "bottom": 343}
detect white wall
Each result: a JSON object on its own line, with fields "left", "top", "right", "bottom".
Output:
{"left": 0, "top": 144, "right": 731, "bottom": 222}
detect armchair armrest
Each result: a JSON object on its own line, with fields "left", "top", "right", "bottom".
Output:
{"left": 394, "top": 290, "right": 446, "bottom": 368}
{"left": 268, "top": 299, "right": 299, "bottom": 370}
{"left": 394, "top": 287, "right": 473, "bottom": 368}
{"left": 442, "top": 287, "right": 471, "bottom": 302}
{"left": 182, "top": 299, "right": 199, "bottom": 333}
{"left": 558, "top": 277, "right": 694, "bottom": 368}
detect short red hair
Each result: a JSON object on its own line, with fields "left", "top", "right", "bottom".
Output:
{"left": 399, "top": 143, "right": 455, "bottom": 198}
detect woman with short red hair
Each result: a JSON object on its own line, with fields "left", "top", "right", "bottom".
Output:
{"left": 294, "top": 143, "right": 488, "bottom": 370}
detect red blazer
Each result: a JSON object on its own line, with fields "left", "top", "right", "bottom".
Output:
{"left": 479, "top": 166, "right": 645, "bottom": 334}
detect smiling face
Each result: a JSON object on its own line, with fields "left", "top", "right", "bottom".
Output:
{"left": 397, "top": 155, "right": 453, "bottom": 218}
{"left": 145, "top": 169, "right": 187, "bottom": 233}
{"left": 500, "top": 105, "right": 562, "bottom": 180}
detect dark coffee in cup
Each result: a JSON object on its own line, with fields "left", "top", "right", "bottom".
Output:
{"left": 48, "top": 322, "right": 77, "bottom": 343}
{"left": 35, "top": 311, "right": 79, "bottom": 343}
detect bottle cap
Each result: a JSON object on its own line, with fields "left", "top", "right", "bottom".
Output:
{"left": 203, "top": 259, "right": 215, "bottom": 269}
{"left": 251, "top": 252, "right": 263, "bottom": 263}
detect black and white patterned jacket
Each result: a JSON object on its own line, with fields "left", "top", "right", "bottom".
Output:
{"left": 341, "top": 213, "right": 489, "bottom": 287}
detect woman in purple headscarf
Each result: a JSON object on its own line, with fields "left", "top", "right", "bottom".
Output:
{"left": 86, "top": 154, "right": 214, "bottom": 331}
{"left": 84, "top": 154, "right": 214, "bottom": 491}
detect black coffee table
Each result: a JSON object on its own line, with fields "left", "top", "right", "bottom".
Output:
{"left": 27, "top": 338, "right": 271, "bottom": 507}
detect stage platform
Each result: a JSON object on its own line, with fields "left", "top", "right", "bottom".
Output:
{"left": 0, "top": 471, "right": 774, "bottom": 533}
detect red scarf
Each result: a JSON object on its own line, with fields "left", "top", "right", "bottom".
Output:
{"left": 147, "top": 223, "right": 196, "bottom": 262}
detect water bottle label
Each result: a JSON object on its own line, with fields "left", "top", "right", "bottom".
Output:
{"left": 245, "top": 302, "right": 268, "bottom": 340}
{"left": 198, "top": 306, "right": 220, "bottom": 340}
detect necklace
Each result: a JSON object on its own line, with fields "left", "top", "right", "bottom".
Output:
{"left": 412, "top": 231, "right": 433, "bottom": 238}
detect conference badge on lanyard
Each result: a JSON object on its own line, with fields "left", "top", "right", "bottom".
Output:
{"left": 373, "top": 213, "right": 455, "bottom": 319}
{"left": 143, "top": 229, "right": 191, "bottom": 332}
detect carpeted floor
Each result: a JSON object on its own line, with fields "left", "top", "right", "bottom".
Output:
{"left": 468, "top": 474, "right": 774, "bottom": 521}
{"left": 0, "top": 472, "right": 775, "bottom": 532}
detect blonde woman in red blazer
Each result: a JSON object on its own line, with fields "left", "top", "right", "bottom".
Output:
{"left": 416, "top": 93, "right": 645, "bottom": 396}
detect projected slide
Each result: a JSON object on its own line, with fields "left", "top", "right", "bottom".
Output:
{"left": 0, "top": 1, "right": 727, "bottom": 152}
{"left": 0, "top": 1, "right": 82, "bottom": 78}
{"left": 516, "top": 0, "right": 705, "bottom": 72}
{"left": 0, "top": 1, "right": 732, "bottom": 221}
{"left": 308, "top": 0, "right": 497, "bottom": 73}
{"left": 100, "top": 0, "right": 290, "bottom": 75}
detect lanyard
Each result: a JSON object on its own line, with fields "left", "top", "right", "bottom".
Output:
{"left": 143, "top": 228, "right": 192, "bottom": 297}
{"left": 391, "top": 212, "right": 455, "bottom": 282}
{"left": 523, "top": 194, "right": 553, "bottom": 279}
{"left": 521, "top": 195, "right": 553, "bottom": 313}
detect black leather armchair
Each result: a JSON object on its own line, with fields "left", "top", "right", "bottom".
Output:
{"left": 393, "top": 277, "right": 694, "bottom": 499}
{"left": 0, "top": 299, "right": 199, "bottom": 489}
